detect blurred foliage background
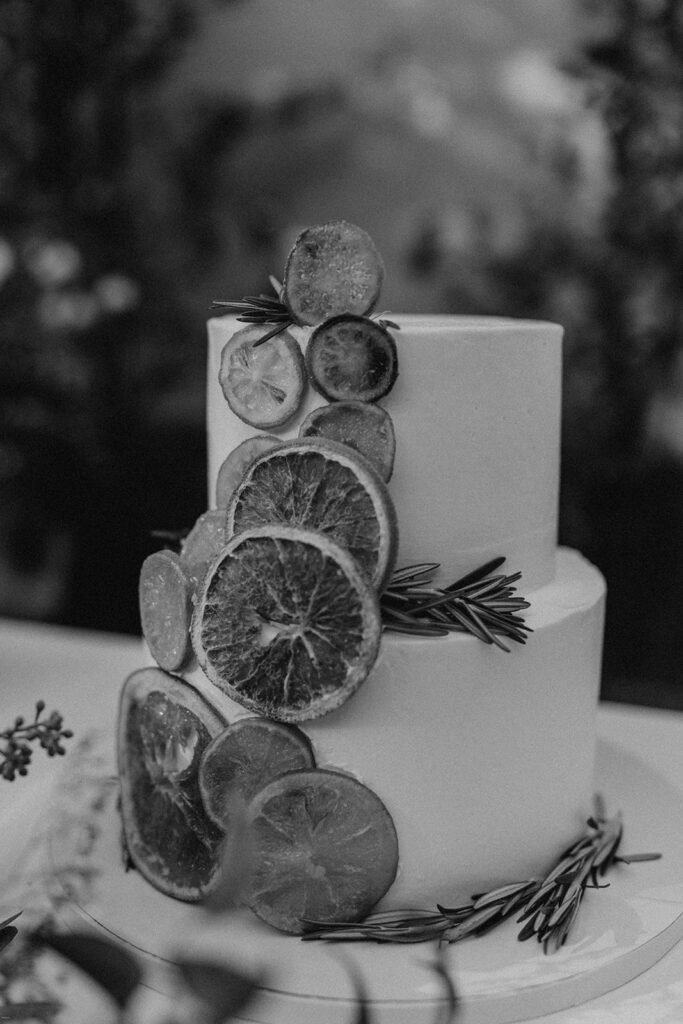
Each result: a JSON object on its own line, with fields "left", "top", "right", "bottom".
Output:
{"left": 1, "top": 0, "right": 681, "bottom": 706}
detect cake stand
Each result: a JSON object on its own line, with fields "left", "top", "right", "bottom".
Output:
{"left": 45, "top": 735, "right": 683, "bottom": 1024}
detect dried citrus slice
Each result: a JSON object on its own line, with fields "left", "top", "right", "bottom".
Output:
{"left": 117, "top": 669, "right": 227, "bottom": 901}
{"left": 283, "top": 221, "right": 384, "bottom": 327}
{"left": 226, "top": 436, "right": 398, "bottom": 592}
{"left": 214, "top": 435, "right": 281, "bottom": 509}
{"left": 306, "top": 314, "right": 398, "bottom": 403}
{"left": 218, "top": 325, "right": 306, "bottom": 429}
{"left": 191, "top": 525, "right": 382, "bottom": 722}
{"left": 199, "top": 719, "right": 315, "bottom": 831}
{"left": 246, "top": 768, "right": 398, "bottom": 934}
{"left": 179, "top": 510, "right": 226, "bottom": 589}
{"left": 298, "top": 401, "right": 396, "bottom": 482}
{"left": 139, "top": 550, "right": 193, "bottom": 671}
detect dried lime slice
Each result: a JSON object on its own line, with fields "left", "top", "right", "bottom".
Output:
{"left": 215, "top": 435, "right": 281, "bottom": 509}
{"left": 306, "top": 314, "right": 398, "bottom": 403}
{"left": 219, "top": 325, "right": 306, "bottom": 429}
{"left": 179, "top": 510, "right": 226, "bottom": 589}
{"left": 226, "top": 436, "right": 398, "bottom": 592}
{"left": 191, "top": 525, "right": 382, "bottom": 722}
{"left": 139, "top": 550, "right": 193, "bottom": 671}
{"left": 199, "top": 719, "right": 315, "bottom": 831}
{"left": 298, "top": 401, "right": 396, "bottom": 482}
{"left": 283, "top": 221, "right": 384, "bottom": 327}
{"left": 246, "top": 768, "right": 398, "bottom": 934}
{"left": 117, "top": 669, "right": 227, "bottom": 901}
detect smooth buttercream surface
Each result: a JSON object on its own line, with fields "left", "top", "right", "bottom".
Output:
{"left": 207, "top": 315, "right": 562, "bottom": 590}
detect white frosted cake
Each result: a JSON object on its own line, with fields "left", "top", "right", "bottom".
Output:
{"left": 199, "top": 314, "right": 605, "bottom": 907}
{"left": 122, "top": 223, "right": 605, "bottom": 935}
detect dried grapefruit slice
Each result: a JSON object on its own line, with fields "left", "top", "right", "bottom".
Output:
{"left": 226, "top": 436, "right": 398, "bottom": 592}
{"left": 199, "top": 718, "right": 315, "bottom": 831}
{"left": 298, "top": 401, "right": 396, "bottom": 481}
{"left": 246, "top": 768, "right": 398, "bottom": 934}
{"left": 139, "top": 550, "right": 193, "bottom": 671}
{"left": 306, "top": 314, "right": 398, "bottom": 403}
{"left": 214, "top": 435, "right": 280, "bottom": 509}
{"left": 283, "top": 221, "right": 384, "bottom": 326}
{"left": 117, "top": 669, "right": 227, "bottom": 901}
{"left": 191, "top": 525, "right": 382, "bottom": 722}
{"left": 179, "top": 510, "right": 226, "bottom": 589}
{"left": 219, "top": 325, "right": 306, "bottom": 428}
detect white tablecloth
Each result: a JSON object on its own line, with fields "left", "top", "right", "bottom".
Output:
{"left": 2, "top": 617, "right": 683, "bottom": 1023}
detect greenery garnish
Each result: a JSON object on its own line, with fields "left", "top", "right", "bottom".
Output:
{"left": 212, "top": 276, "right": 293, "bottom": 346}
{"left": 212, "top": 277, "right": 401, "bottom": 348}
{"left": 1, "top": 703, "right": 73, "bottom": 781}
{"left": 381, "top": 557, "right": 531, "bottom": 651}
{"left": 302, "top": 797, "right": 661, "bottom": 953}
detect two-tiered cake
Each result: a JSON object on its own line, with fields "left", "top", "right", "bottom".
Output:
{"left": 120, "top": 223, "right": 605, "bottom": 932}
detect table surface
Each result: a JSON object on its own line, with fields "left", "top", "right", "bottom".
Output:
{"left": 2, "top": 617, "right": 683, "bottom": 1023}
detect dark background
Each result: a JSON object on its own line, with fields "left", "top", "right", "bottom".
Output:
{"left": 1, "top": 0, "right": 681, "bottom": 706}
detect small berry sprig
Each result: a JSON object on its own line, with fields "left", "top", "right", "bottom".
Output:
{"left": 1, "top": 702, "right": 73, "bottom": 781}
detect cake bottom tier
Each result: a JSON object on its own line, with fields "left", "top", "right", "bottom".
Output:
{"left": 181, "top": 547, "right": 605, "bottom": 909}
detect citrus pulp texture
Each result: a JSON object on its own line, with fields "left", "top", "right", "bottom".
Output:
{"left": 226, "top": 437, "right": 398, "bottom": 593}
{"left": 199, "top": 718, "right": 315, "bottom": 831}
{"left": 298, "top": 400, "right": 396, "bottom": 481}
{"left": 192, "top": 525, "right": 382, "bottom": 722}
{"left": 306, "top": 315, "right": 398, "bottom": 403}
{"left": 138, "top": 550, "right": 193, "bottom": 672}
{"left": 283, "top": 221, "right": 384, "bottom": 326}
{"left": 247, "top": 768, "right": 399, "bottom": 934}
{"left": 118, "top": 669, "right": 227, "bottom": 901}
{"left": 218, "top": 324, "right": 306, "bottom": 429}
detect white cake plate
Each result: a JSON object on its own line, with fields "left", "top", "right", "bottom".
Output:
{"left": 45, "top": 736, "right": 683, "bottom": 1024}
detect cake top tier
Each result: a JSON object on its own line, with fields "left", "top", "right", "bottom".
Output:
{"left": 207, "top": 312, "right": 562, "bottom": 590}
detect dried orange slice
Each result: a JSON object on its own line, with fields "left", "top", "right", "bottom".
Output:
{"left": 191, "top": 525, "right": 382, "bottom": 722}
{"left": 214, "top": 435, "right": 281, "bottom": 509}
{"left": 218, "top": 325, "right": 306, "bottom": 428}
{"left": 283, "top": 221, "right": 384, "bottom": 326}
{"left": 179, "top": 509, "right": 226, "bottom": 589}
{"left": 246, "top": 768, "right": 398, "bottom": 934}
{"left": 117, "top": 669, "right": 227, "bottom": 901}
{"left": 298, "top": 401, "right": 396, "bottom": 482}
{"left": 199, "top": 719, "right": 315, "bottom": 831}
{"left": 306, "top": 315, "right": 398, "bottom": 403}
{"left": 139, "top": 550, "right": 193, "bottom": 671}
{"left": 226, "top": 436, "right": 398, "bottom": 592}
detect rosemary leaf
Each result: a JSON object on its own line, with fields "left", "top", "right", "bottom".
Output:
{"left": 445, "top": 557, "right": 507, "bottom": 592}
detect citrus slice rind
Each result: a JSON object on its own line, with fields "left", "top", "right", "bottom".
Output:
{"left": 306, "top": 314, "right": 398, "bottom": 403}
{"left": 215, "top": 435, "right": 281, "bottom": 509}
{"left": 117, "top": 668, "right": 228, "bottom": 902}
{"left": 283, "top": 221, "right": 384, "bottom": 327}
{"left": 198, "top": 718, "right": 315, "bottom": 831}
{"left": 246, "top": 768, "right": 398, "bottom": 934}
{"left": 298, "top": 401, "right": 396, "bottom": 482}
{"left": 139, "top": 550, "right": 194, "bottom": 672}
{"left": 191, "top": 525, "right": 382, "bottom": 722}
{"left": 225, "top": 436, "right": 398, "bottom": 593}
{"left": 179, "top": 510, "right": 226, "bottom": 590}
{"left": 218, "top": 325, "right": 306, "bottom": 429}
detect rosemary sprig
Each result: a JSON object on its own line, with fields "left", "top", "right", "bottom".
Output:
{"left": 302, "top": 797, "right": 662, "bottom": 952}
{"left": 212, "top": 276, "right": 293, "bottom": 346}
{"left": 1, "top": 702, "right": 73, "bottom": 781}
{"left": 381, "top": 558, "right": 532, "bottom": 651}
